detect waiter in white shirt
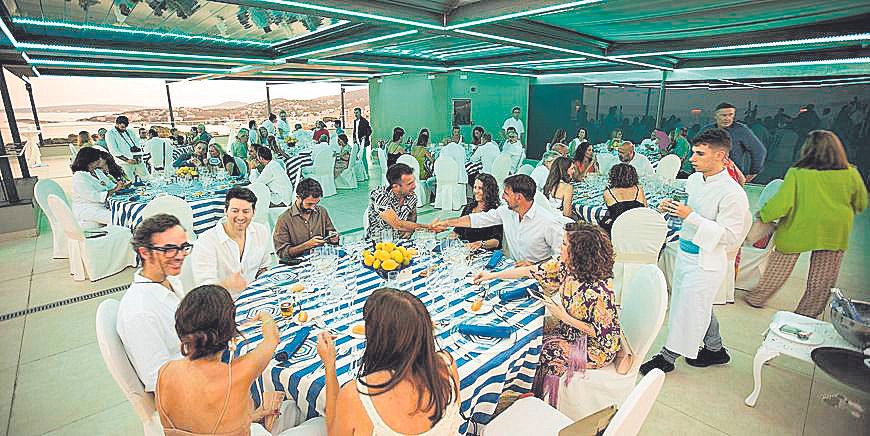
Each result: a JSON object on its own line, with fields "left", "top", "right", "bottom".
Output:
{"left": 617, "top": 141, "right": 655, "bottom": 178}
{"left": 249, "top": 146, "right": 293, "bottom": 207}
{"left": 640, "top": 129, "right": 751, "bottom": 375}
{"left": 117, "top": 214, "right": 191, "bottom": 392}
{"left": 189, "top": 187, "right": 274, "bottom": 297}
{"left": 105, "top": 115, "right": 148, "bottom": 180}
{"left": 502, "top": 127, "right": 525, "bottom": 173}
{"left": 433, "top": 174, "right": 563, "bottom": 264}
{"left": 501, "top": 106, "right": 525, "bottom": 143}
{"left": 143, "top": 128, "right": 173, "bottom": 172}
{"left": 442, "top": 131, "right": 469, "bottom": 184}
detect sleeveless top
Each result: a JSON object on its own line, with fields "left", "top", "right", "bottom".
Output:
{"left": 601, "top": 187, "right": 645, "bottom": 234}
{"left": 356, "top": 377, "right": 462, "bottom": 436}
{"left": 156, "top": 361, "right": 249, "bottom": 436}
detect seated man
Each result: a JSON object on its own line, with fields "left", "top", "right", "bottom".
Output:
{"left": 618, "top": 141, "right": 654, "bottom": 178}
{"left": 190, "top": 187, "right": 274, "bottom": 297}
{"left": 366, "top": 163, "right": 439, "bottom": 239}
{"left": 530, "top": 154, "right": 557, "bottom": 190}
{"left": 273, "top": 178, "right": 339, "bottom": 259}
{"left": 249, "top": 146, "right": 292, "bottom": 207}
{"left": 117, "top": 213, "right": 192, "bottom": 392}
{"left": 433, "top": 174, "right": 563, "bottom": 263}
{"left": 470, "top": 133, "right": 500, "bottom": 173}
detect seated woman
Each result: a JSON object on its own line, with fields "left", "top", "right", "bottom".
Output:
{"left": 208, "top": 143, "right": 241, "bottom": 177}
{"left": 156, "top": 285, "right": 281, "bottom": 436}
{"left": 411, "top": 129, "right": 434, "bottom": 179}
{"left": 316, "top": 288, "right": 461, "bottom": 435}
{"left": 257, "top": 127, "right": 270, "bottom": 147}
{"left": 70, "top": 147, "right": 129, "bottom": 226}
{"left": 386, "top": 126, "right": 406, "bottom": 167}
{"left": 174, "top": 142, "right": 207, "bottom": 168}
{"left": 605, "top": 128, "right": 624, "bottom": 150}
{"left": 334, "top": 134, "right": 351, "bottom": 177}
{"left": 572, "top": 141, "right": 598, "bottom": 181}
{"left": 453, "top": 173, "right": 502, "bottom": 251}
{"left": 600, "top": 163, "right": 647, "bottom": 235}
{"left": 97, "top": 150, "right": 131, "bottom": 185}
{"left": 313, "top": 121, "right": 330, "bottom": 144}
{"left": 474, "top": 222, "right": 620, "bottom": 407}
{"left": 543, "top": 156, "right": 575, "bottom": 219}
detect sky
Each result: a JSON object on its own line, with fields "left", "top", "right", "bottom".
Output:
{"left": 2, "top": 69, "right": 366, "bottom": 110}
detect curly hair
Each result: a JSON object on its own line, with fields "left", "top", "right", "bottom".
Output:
{"left": 608, "top": 163, "right": 639, "bottom": 189}
{"left": 175, "top": 285, "right": 240, "bottom": 360}
{"left": 470, "top": 173, "right": 500, "bottom": 211}
{"left": 564, "top": 221, "right": 614, "bottom": 283}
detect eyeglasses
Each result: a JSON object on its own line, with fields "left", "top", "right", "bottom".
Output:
{"left": 147, "top": 242, "right": 194, "bottom": 257}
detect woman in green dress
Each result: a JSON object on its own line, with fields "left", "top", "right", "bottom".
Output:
{"left": 385, "top": 126, "right": 406, "bottom": 167}
{"left": 410, "top": 128, "right": 434, "bottom": 179}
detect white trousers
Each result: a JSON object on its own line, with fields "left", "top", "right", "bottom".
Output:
{"left": 74, "top": 204, "right": 112, "bottom": 227}
{"left": 664, "top": 249, "right": 727, "bottom": 359}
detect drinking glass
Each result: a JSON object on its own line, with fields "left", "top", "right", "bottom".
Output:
{"left": 380, "top": 229, "right": 394, "bottom": 243}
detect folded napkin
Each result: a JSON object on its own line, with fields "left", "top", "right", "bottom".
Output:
{"left": 499, "top": 283, "right": 538, "bottom": 303}
{"left": 458, "top": 324, "right": 512, "bottom": 339}
{"left": 274, "top": 326, "right": 311, "bottom": 362}
{"left": 115, "top": 187, "right": 135, "bottom": 195}
{"left": 214, "top": 188, "right": 230, "bottom": 195}
{"left": 132, "top": 181, "right": 145, "bottom": 187}
{"left": 127, "top": 194, "right": 141, "bottom": 202}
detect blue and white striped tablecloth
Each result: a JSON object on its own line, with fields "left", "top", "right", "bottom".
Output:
{"left": 172, "top": 145, "right": 194, "bottom": 160}
{"left": 109, "top": 194, "right": 226, "bottom": 235}
{"left": 571, "top": 184, "right": 681, "bottom": 242}
{"left": 279, "top": 153, "right": 313, "bottom": 184}
{"left": 234, "top": 255, "right": 543, "bottom": 434}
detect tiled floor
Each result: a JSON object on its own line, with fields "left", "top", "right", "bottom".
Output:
{"left": 0, "top": 156, "right": 867, "bottom": 435}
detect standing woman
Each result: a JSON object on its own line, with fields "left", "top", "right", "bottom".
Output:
{"left": 411, "top": 128, "right": 434, "bottom": 179}
{"left": 70, "top": 147, "right": 129, "bottom": 226}
{"left": 334, "top": 134, "right": 351, "bottom": 177}
{"left": 386, "top": 126, "right": 406, "bottom": 167}
{"left": 247, "top": 120, "right": 260, "bottom": 145}
{"left": 745, "top": 130, "right": 867, "bottom": 317}
{"left": 452, "top": 173, "right": 503, "bottom": 251}
{"left": 543, "top": 156, "right": 576, "bottom": 219}
{"left": 567, "top": 127, "right": 589, "bottom": 158}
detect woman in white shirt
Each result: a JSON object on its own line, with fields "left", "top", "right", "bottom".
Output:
{"left": 248, "top": 146, "right": 292, "bottom": 207}
{"left": 70, "top": 147, "right": 129, "bottom": 226}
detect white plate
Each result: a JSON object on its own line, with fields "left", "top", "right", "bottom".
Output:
{"left": 769, "top": 322, "right": 823, "bottom": 345}
{"left": 465, "top": 301, "right": 493, "bottom": 315}
{"left": 289, "top": 309, "right": 320, "bottom": 326}
{"left": 268, "top": 271, "right": 298, "bottom": 284}
{"left": 247, "top": 305, "right": 280, "bottom": 320}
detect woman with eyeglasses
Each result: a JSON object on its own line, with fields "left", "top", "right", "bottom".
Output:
{"left": 70, "top": 146, "right": 131, "bottom": 226}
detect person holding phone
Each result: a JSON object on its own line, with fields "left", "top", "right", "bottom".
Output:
{"left": 273, "top": 178, "right": 339, "bottom": 259}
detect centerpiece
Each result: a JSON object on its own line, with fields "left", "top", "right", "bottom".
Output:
{"left": 361, "top": 241, "right": 418, "bottom": 279}
{"left": 285, "top": 136, "right": 298, "bottom": 147}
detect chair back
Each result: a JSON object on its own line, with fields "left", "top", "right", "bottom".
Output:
{"left": 517, "top": 164, "right": 534, "bottom": 175}
{"left": 490, "top": 153, "right": 513, "bottom": 188}
{"left": 246, "top": 182, "right": 272, "bottom": 226}
{"left": 234, "top": 156, "right": 248, "bottom": 178}
{"left": 655, "top": 154, "right": 681, "bottom": 181}
{"left": 377, "top": 147, "right": 389, "bottom": 186}
{"left": 95, "top": 299, "right": 158, "bottom": 425}
{"left": 434, "top": 154, "right": 459, "bottom": 184}
{"left": 312, "top": 149, "right": 334, "bottom": 176}
{"left": 596, "top": 152, "right": 618, "bottom": 175}
{"left": 68, "top": 143, "right": 78, "bottom": 160}
{"left": 612, "top": 208, "right": 667, "bottom": 263}
{"left": 363, "top": 203, "right": 371, "bottom": 233}
{"left": 35, "top": 179, "right": 69, "bottom": 224}
{"left": 602, "top": 369, "right": 666, "bottom": 436}
{"left": 619, "top": 265, "right": 668, "bottom": 374}
{"left": 47, "top": 194, "right": 85, "bottom": 241}
{"left": 757, "top": 178, "right": 784, "bottom": 209}
{"left": 480, "top": 146, "right": 499, "bottom": 172}
{"left": 140, "top": 195, "right": 197, "bottom": 241}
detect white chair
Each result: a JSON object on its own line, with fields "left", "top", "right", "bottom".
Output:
{"left": 433, "top": 155, "right": 466, "bottom": 211}
{"left": 611, "top": 208, "right": 668, "bottom": 304}
{"left": 486, "top": 369, "right": 666, "bottom": 436}
{"left": 247, "top": 182, "right": 272, "bottom": 228}
{"left": 140, "top": 195, "right": 197, "bottom": 242}
{"left": 397, "top": 154, "right": 429, "bottom": 207}
{"left": 234, "top": 156, "right": 248, "bottom": 178}
{"left": 557, "top": 264, "right": 668, "bottom": 421}
{"left": 377, "top": 147, "right": 389, "bottom": 186}
{"left": 68, "top": 143, "right": 78, "bottom": 164}
{"left": 596, "top": 153, "right": 618, "bottom": 175}
{"left": 479, "top": 147, "right": 500, "bottom": 173}
{"left": 362, "top": 203, "right": 371, "bottom": 235}
{"left": 517, "top": 163, "right": 534, "bottom": 176}
{"left": 34, "top": 179, "right": 70, "bottom": 259}
{"left": 309, "top": 150, "right": 337, "bottom": 197}
{"left": 95, "top": 299, "right": 164, "bottom": 436}
{"left": 352, "top": 142, "right": 369, "bottom": 182}
{"left": 335, "top": 146, "right": 358, "bottom": 190}
{"left": 655, "top": 154, "right": 681, "bottom": 181}
{"left": 490, "top": 153, "right": 513, "bottom": 193}
{"left": 530, "top": 165, "right": 550, "bottom": 191}
{"left": 47, "top": 195, "right": 135, "bottom": 281}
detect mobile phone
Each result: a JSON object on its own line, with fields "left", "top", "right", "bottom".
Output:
{"left": 327, "top": 231, "right": 339, "bottom": 239}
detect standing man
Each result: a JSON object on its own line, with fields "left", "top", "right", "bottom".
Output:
{"left": 117, "top": 213, "right": 191, "bottom": 392}
{"left": 353, "top": 107, "right": 372, "bottom": 181}
{"left": 105, "top": 115, "right": 148, "bottom": 180}
{"left": 640, "top": 129, "right": 751, "bottom": 375}
{"left": 501, "top": 106, "right": 525, "bottom": 144}
{"left": 273, "top": 178, "right": 339, "bottom": 259}
{"left": 502, "top": 127, "right": 524, "bottom": 173}
{"left": 365, "top": 163, "right": 438, "bottom": 239}
{"left": 190, "top": 187, "right": 274, "bottom": 297}
{"left": 702, "top": 102, "right": 767, "bottom": 182}
{"left": 277, "top": 110, "right": 291, "bottom": 140}
{"left": 261, "top": 113, "right": 278, "bottom": 137}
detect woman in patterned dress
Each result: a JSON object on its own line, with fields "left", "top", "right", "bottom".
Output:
{"left": 473, "top": 221, "right": 620, "bottom": 407}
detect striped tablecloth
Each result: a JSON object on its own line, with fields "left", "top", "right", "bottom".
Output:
{"left": 279, "top": 152, "right": 313, "bottom": 184}
{"left": 234, "top": 254, "right": 544, "bottom": 434}
{"left": 172, "top": 145, "right": 193, "bottom": 160}
{"left": 571, "top": 182, "right": 682, "bottom": 242}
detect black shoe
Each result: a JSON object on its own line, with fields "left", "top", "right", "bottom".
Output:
{"left": 639, "top": 354, "right": 675, "bottom": 375}
{"left": 685, "top": 347, "right": 731, "bottom": 367}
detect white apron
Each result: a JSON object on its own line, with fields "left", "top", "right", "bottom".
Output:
{"left": 665, "top": 249, "right": 727, "bottom": 358}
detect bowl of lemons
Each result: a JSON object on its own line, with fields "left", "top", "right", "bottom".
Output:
{"left": 361, "top": 242, "right": 418, "bottom": 279}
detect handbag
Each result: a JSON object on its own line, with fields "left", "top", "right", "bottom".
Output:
{"left": 613, "top": 332, "right": 634, "bottom": 375}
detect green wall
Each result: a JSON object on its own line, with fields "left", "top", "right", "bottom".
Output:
{"left": 527, "top": 83, "right": 585, "bottom": 160}
{"left": 368, "top": 72, "right": 529, "bottom": 146}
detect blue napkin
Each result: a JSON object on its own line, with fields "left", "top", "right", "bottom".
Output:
{"left": 274, "top": 326, "right": 311, "bottom": 362}
{"left": 127, "top": 194, "right": 141, "bottom": 202}
{"left": 115, "top": 187, "right": 135, "bottom": 195}
{"left": 485, "top": 250, "right": 503, "bottom": 270}
{"left": 214, "top": 188, "right": 230, "bottom": 195}
{"left": 458, "top": 324, "right": 512, "bottom": 338}
{"left": 499, "top": 283, "right": 538, "bottom": 303}
{"left": 132, "top": 181, "right": 145, "bottom": 187}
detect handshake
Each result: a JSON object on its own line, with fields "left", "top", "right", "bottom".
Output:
{"left": 426, "top": 218, "right": 451, "bottom": 233}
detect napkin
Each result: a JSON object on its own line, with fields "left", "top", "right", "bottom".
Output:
{"left": 274, "top": 326, "right": 311, "bottom": 362}
{"left": 499, "top": 283, "right": 538, "bottom": 303}
{"left": 458, "top": 324, "right": 512, "bottom": 338}
{"left": 214, "top": 188, "right": 230, "bottom": 195}
{"left": 128, "top": 194, "right": 141, "bottom": 202}
{"left": 115, "top": 187, "right": 135, "bottom": 195}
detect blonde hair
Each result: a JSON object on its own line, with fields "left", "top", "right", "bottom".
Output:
{"left": 794, "top": 130, "right": 848, "bottom": 171}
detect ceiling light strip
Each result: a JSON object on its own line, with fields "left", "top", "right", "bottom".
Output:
{"left": 309, "top": 59, "right": 448, "bottom": 71}
{"left": 459, "top": 68, "right": 536, "bottom": 78}
{"left": 254, "top": 0, "right": 442, "bottom": 30}
{"left": 447, "top": 1, "right": 604, "bottom": 29}
{"left": 28, "top": 58, "right": 230, "bottom": 74}
{"left": 16, "top": 42, "right": 278, "bottom": 64}
{"left": 612, "top": 33, "right": 870, "bottom": 59}
{"left": 460, "top": 57, "right": 589, "bottom": 69}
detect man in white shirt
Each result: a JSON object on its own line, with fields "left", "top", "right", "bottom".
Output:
{"left": 502, "top": 127, "right": 525, "bottom": 173}
{"left": 249, "top": 146, "right": 293, "bottom": 207}
{"left": 289, "top": 123, "right": 307, "bottom": 142}
{"left": 433, "top": 174, "right": 563, "bottom": 263}
{"left": 105, "top": 115, "right": 148, "bottom": 180}
{"left": 190, "top": 187, "right": 274, "bottom": 297}
{"left": 277, "top": 110, "right": 291, "bottom": 140}
{"left": 143, "top": 128, "right": 173, "bottom": 172}
{"left": 117, "top": 214, "right": 191, "bottom": 392}
{"left": 470, "top": 133, "right": 500, "bottom": 173}
{"left": 640, "top": 129, "right": 751, "bottom": 375}
{"left": 617, "top": 141, "right": 654, "bottom": 178}
{"left": 501, "top": 106, "right": 525, "bottom": 143}
{"left": 261, "top": 113, "right": 278, "bottom": 136}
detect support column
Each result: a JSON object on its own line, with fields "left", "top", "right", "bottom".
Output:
{"left": 165, "top": 81, "right": 176, "bottom": 128}
{"left": 655, "top": 72, "right": 668, "bottom": 129}
{"left": 340, "top": 85, "right": 346, "bottom": 127}
{"left": 0, "top": 128, "right": 16, "bottom": 203}
{"left": 24, "top": 82, "right": 44, "bottom": 149}
{"left": 594, "top": 88, "right": 601, "bottom": 122}
{"left": 0, "top": 66, "right": 29, "bottom": 179}
{"left": 265, "top": 85, "right": 272, "bottom": 116}
{"left": 644, "top": 88, "right": 652, "bottom": 118}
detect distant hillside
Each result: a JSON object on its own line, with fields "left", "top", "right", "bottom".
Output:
{"left": 15, "top": 104, "right": 147, "bottom": 113}
{"left": 203, "top": 101, "right": 248, "bottom": 110}
{"left": 79, "top": 89, "right": 370, "bottom": 128}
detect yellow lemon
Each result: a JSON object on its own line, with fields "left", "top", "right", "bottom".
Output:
{"left": 390, "top": 250, "right": 404, "bottom": 263}
{"left": 374, "top": 249, "right": 389, "bottom": 261}
{"left": 406, "top": 248, "right": 418, "bottom": 257}
{"left": 382, "top": 259, "right": 399, "bottom": 271}
{"left": 398, "top": 246, "right": 408, "bottom": 255}
{"left": 375, "top": 242, "right": 383, "bottom": 250}
{"left": 402, "top": 257, "right": 410, "bottom": 266}
{"left": 383, "top": 242, "right": 396, "bottom": 252}
{"left": 363, "top": 256, "right": 374, "bottom": 267}
{"left": 362, "top": 250, "right": 372, "bottom": 258}
{"left": 373, "top": 259, "right": 382, "bottom": 269}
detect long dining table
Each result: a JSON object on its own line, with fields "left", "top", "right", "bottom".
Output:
{"left": 233, "top": 250, "right": 545, "bottom": 434}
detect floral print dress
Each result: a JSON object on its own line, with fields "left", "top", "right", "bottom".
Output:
{"left": 530, "top": 259, "right": 621, "bottom": 406}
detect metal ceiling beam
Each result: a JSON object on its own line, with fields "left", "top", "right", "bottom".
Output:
{"left": 445, "top": 0, "right": 602, "bottom": 29}
{"left": 211, "top": 0, "right": 443, "bottom": 28}
{"left": 675, "top": 47, "right": 870, "bottom": 69}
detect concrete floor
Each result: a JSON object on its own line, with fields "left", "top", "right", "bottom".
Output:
{"left": 0, "top": 156, "right": 867, "bottom": 435}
